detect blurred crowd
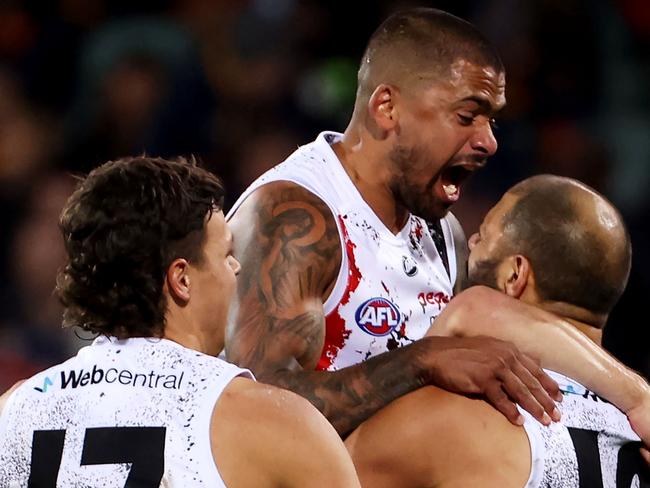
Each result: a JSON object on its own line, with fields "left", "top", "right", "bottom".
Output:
{"left": 0, "top": 0, "right": 648, "bottom": 390}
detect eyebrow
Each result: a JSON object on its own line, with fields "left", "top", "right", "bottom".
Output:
{"left": 460, "top": 96, "right": 505, "bottom": 115}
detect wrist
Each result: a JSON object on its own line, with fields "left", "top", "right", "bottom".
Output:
{"left": 415, "top": 336, "right": 455, "bottom": 385}
{"left": 620, "top": 371, "right": 650, "bottom": 414}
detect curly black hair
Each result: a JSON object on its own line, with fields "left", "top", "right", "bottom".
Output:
{"left": 56, "top": 156, "right": 225, "bottom": 338}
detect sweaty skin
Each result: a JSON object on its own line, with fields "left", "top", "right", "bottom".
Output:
{"left": 226, "top": 13, "right": 650, "bottom": 438}
{"left": 227, "top": 180, "right": 559, "bottom": 435}
{"left": 213, "top": 377, "right": 361, "bottom": 488}
{"left": 347, "top": 177, "right": 650, "bottom": 486}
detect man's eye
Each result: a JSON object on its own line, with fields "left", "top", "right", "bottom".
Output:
{"left": 489, "top": 118, "right": 499, "bottom": 131}
{"left": 458, "top": 114, "right": 474, "bottom": 125}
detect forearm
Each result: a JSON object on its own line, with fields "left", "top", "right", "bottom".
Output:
{"left": 476, "top": 318, "right": 647, "bottom": 412}
{"left": 437, "top": 287, "right": 649, "bottom": 413}
{"left": 528, "top": 328, "right": 646, "bottom": 413}
{"left": 255, "top": 338, "right": 439, "bottom": 436}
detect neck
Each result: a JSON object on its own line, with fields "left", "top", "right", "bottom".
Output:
{"left": 334, "top": 124, "right": 409, "bottom": 233}
{"left": 163, "top": 311, "right": 224, "bottom": 357}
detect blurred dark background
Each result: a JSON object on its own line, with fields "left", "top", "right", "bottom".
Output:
{"left": 0, "top": 0, "right": 648, "bottom": 389}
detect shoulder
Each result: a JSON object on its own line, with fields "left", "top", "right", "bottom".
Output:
{"left": 212, "top": 377, "right": 358, "bottom": 487}
{"left": 227, "top": 179, "right": 342, "bottom": 293}
{"left": 229, "top": 180, "right": 336, "bottom": 225}
{"left": 347, "top": 386, "right": 531, "bottom": 488}
{"left": 214, "top": 377, "right": 341, "bottom": 445}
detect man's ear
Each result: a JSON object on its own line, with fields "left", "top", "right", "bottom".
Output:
{"left": 166, "top": 258, "right": 191, "bottom": 303}
{"left": 502, "top": 255, "right": 532, "bottom": 299}
{"left": 368, "top": 84, "right": 399, "bottom": 134}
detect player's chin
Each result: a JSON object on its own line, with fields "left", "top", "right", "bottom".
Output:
{"left": 420, "top": 201, "right": 453, "bottom": 222}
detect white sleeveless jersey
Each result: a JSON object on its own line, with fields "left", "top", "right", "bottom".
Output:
{"left": 228, "top": 131, "right": 456, "bottom": 370}
{"left": 0, "top": 336, "right": 253, "bottom": 487}
{"left": 522, "top": 370, "right": 648, "bottom": 488}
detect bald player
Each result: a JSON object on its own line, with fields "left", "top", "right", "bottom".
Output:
{"left": 226, "top": 7, "right": 649, "bottom": 439}
{"left": 346, "top": 175, "right": 649, "bottom": 488}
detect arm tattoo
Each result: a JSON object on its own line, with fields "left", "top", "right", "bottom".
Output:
{"left": 227, "top": 182, "right": 435, "bottom": 435}
{"left": 228, "top": 183, "right": 340, "bottom": 371}
{"left": 270, "top": 340, "right": 435, "bottom": 435}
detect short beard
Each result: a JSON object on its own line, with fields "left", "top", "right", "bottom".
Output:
{"left": 388, "top": 144, "right": 450, "bottom": 222}
{"left": 467, "top": 257, "right": 502, "bottom": 290}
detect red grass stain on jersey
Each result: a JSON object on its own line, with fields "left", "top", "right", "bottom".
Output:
{"left": 317, "top": 215, "right": 360, "bottom": 370}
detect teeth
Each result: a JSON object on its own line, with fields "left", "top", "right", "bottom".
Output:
{"left": 443, "top": 184, "right": 457, "bottom": 196}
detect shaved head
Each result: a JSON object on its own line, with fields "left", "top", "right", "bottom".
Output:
{"left": 357, "top": 8, "right": 504, "bottom": 104}
{"left": 500, "top": 175, "right": 631, "bottom": 319}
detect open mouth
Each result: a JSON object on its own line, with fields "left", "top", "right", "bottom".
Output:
{"left": 436, "top": 163, "right": 483, "bottom": 203}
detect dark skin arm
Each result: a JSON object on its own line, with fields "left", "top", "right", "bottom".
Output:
{"left": 226, "top": 181, "right": 559, "bottom": 435}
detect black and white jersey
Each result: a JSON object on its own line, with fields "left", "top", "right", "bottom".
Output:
{"left": 0, "top": 336, "right": 252, "bottom": 487}
{"left": 522, "top": 370, "right": 649, "bottom": 487}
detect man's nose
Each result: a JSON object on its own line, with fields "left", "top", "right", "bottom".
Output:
{"left": 470, "top": 119, "right": 498, "bottom": 156}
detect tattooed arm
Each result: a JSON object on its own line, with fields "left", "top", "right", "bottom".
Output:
{"left": 226, "top": 182, "right": 559, "bottom": 435}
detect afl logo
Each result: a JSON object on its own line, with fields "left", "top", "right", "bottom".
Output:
{"left": 402, "top": 255, "right": 418, "bottom": 277}
{"left": 355, "top": 297, "right": 402, "bottom": 336}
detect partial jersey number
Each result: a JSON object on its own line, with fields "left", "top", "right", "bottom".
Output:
{"left": 28, "top": 426, "right": 166, "bottom": 487}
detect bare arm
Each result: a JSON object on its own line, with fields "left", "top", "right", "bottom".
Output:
{"left": 226, "top": 182, "right": 558, "bottom": 434}
{"left": 445, "top": 217, "right": 650, "bottom": 422}
{"left": 431, "top": 285, "right": 650, "bottom": 436}
{"left": 212, "top": 377, "right": 361, "bottom": 487}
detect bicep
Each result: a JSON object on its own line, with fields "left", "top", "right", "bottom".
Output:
{"left": 225, "top": 182, "right": 341, "bottom": 374}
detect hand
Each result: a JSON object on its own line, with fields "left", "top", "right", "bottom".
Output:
{"left": 426, "top": 336, "right": 562, "bottom": 426}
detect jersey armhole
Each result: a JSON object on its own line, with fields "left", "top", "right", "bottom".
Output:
{"left": 520, "top": 410, "right": 546, "bottom": 488}
{"left": 322, "top": 214, "right": 347, "bottom": 315}
{"left": 204, "top": 365, "right": 255, "bottom": 487}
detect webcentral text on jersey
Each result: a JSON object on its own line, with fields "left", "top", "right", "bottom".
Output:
{"left": 56, "top": 365, "right": 185, "bottom": 391}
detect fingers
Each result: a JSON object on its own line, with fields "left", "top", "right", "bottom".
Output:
{"left": 476, "top": 340, "right": 561, "bottom": 424}
{"left": 484, "top": 383, "right": 523, "bottom": 426}
{"left": 427, "top": 337, "right": 562, "bottom": 427}
{"left": 499, "top": 367, "right": 554, "bottom": 426}
{"left": 517, "top": 354, "right": 563, "bottom": 418}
